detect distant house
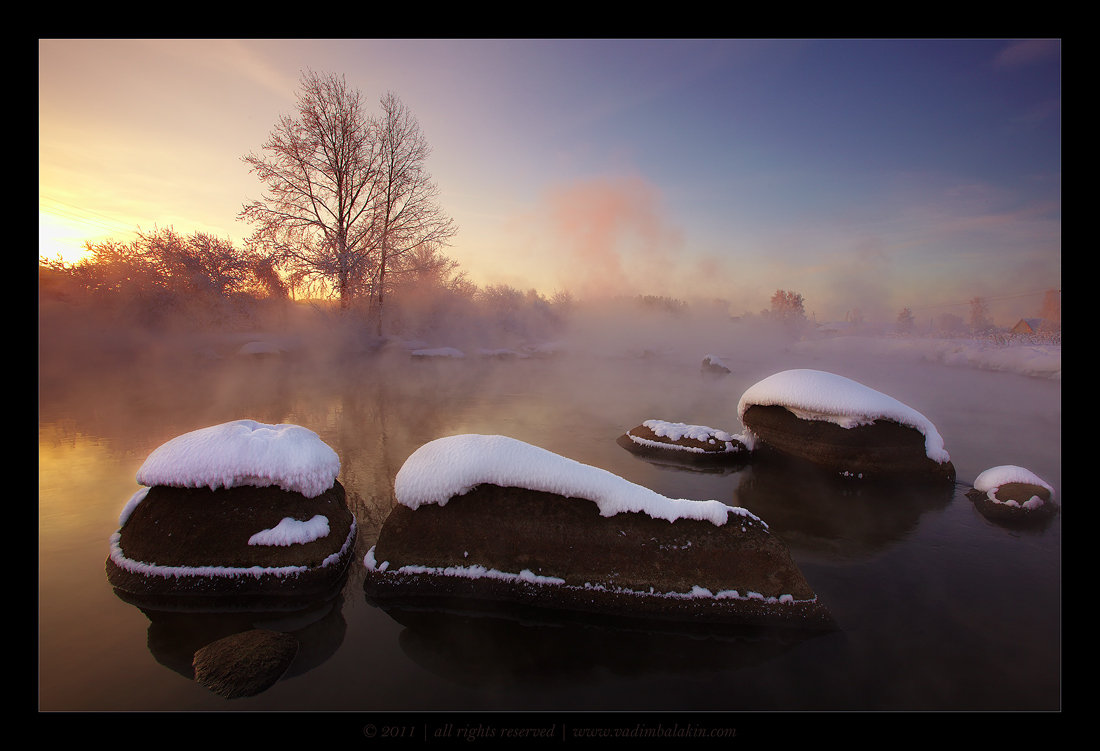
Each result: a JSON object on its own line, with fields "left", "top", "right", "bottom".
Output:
{"left": 1010, "top": 318, "right": 1046, "bottom": 334}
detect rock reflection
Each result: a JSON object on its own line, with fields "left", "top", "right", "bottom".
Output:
{"left": 731, "top": 456, "right": 955, "bottom": 562}
{"left": 111, "top": 587, "right": 348, "bottom": 696}
{"left": 620, "top": 449, "right": 751, "bottom": 477}
{"left": 368, "top": 599, "right": 828, "bottom": 689}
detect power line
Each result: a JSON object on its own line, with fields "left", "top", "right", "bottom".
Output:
{"left": 39, "top": 195, "right": 141, "bottom": 240}
{"left": 904, "top": 288, "right": 1058, "bottom": 312}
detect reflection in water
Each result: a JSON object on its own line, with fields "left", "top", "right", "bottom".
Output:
{"left": 373, "top": 601, "right": 826, "bottom": 689}
{"left": 113, "top": 588, "right": 348, "bottom": 693}
{"left": 39, "top": 326, "right": 1060, "bottom": 710}
{"left": 732, "top": 457, "right": 956, "bottom": 562}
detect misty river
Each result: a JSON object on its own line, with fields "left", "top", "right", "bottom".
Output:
{"left": 38, "top": 323, "right": 1060, "bottom": 712}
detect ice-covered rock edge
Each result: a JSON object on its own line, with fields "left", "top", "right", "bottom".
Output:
{"left": 364, "top": 546, "right": 814, "bottom": 605}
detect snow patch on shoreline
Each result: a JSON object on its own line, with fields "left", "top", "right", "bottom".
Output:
{"left": 792, "top": 336, "right": 1060, "bottom": 379}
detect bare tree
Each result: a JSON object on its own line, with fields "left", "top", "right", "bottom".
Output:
{"left": 368, "top": 92, "right": 457, "bottom": 335}
{"left": 240, "top": 74, "right": 456, "bottom": 331}
{"left": 240, "top": 71, "right": 379, "bottom": 309}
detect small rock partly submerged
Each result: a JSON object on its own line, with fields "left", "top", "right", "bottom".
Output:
{"left": 966, "top": 465, "right": 1058, "bottom": 523}
{"left": 617, "top": 420, "right": 752, "bottom": 465}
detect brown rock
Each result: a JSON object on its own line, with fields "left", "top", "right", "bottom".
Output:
{"left": 364, "top": 483, "right": 835, "bottom": 631}
{"left": 702, "top": 355, "right": 731, "bottom": 374}
{"left": 192, "top": 629, "right": 299, "bottom": 699}
{"left": 741, "top": 404, "right": 955, "bottom": 482}
{"left": 966, "top": 482, "right": 1058, "bottom": 524}
{"left": 616, "top": 422, "right": 751, "bottom": 465}
{"left": 106, "top": 481, "right": 356, "bottom": 597}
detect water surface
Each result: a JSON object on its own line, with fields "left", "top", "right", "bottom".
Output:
{"left": 39, "top": 336, "right": 1060, "bottom": 711}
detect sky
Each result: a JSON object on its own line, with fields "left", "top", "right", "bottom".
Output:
{"left": 39, "top": 39, "right": 1060, "bottom": 325}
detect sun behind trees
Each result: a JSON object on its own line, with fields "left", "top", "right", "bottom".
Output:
{"left": 239, "top": 71, "right": 457, "bottom": 335}
{"left": 40, "top": 227, "right": 284, "bottom": 328}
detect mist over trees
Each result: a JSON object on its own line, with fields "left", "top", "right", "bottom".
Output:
{"left": 896, "top": 307, "right": 915, "bottom": 333}
{"left": 969, "top": 296, "right": 994, "bottom": 334}
{"left": 1038, "top": 288, "right": 1060, "bottom": 331}
{"left": 766, "top": 290, "right": 807, "bottom": 335}
{"left": 40, "top": 228, "right": 285, "bottom": 328}
{"left": 239, "top": 71, "right": 456, "bottom": 335}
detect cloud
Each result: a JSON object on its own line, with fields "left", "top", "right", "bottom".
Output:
{"left": 535, "top": 175, "right": 685, "bottom": 300}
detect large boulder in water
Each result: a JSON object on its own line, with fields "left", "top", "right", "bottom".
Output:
{"left": 364, "top": 435, "right": 835, "bottom": 632}
{"left": 966, "top": 465, "right": 1058, "bottom": 524}
{"left": 617, "top": 419, "right": 751, "bottom": 466}
{"left": 106, "top": 420, "right": 357, "bottom": 597}
{"left": 737, "top": 369, "right": 955, "bottom": 482}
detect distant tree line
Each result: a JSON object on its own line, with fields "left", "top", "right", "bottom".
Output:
{"left": 40, "top": 228, "right": 284, "bottom": 328}
{"left": 40, "top": 227, "right": 576, "bottom": 344}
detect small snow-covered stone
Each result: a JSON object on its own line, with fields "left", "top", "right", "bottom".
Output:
{"left": 967, "top": 465, "right": 1058, "bottom": 523}
{"left": 617, "top": 420, "right": 751, "bottom": 465}
{"left": 701, "top": 354, "right": 731, "bottom": 374}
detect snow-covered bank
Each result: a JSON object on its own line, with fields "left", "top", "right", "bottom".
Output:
{"left": 792, "top": 336, "right": 1061, "bottom": 379}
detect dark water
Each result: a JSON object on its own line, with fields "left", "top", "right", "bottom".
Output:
{"left": 38, "top": 335, "right": 1060, "bottom": 713}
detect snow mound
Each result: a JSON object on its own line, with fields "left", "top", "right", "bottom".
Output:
{"left": 136, "top": 419, "right": 340, "bottom": 498}
{"left": 628, "top": 420, "right": 750, "bottom": 454}
{"left": 643, "top": 419, "right": 737, "bottom": 445}
{"left": 973, "top": 465, "right": 1055, "bottom": 498}
{"left": 248, "top": 515, "right": 331, "bottom": 546}
{"left": 738, "top": 369, "right": 949, "bottom": 463}
{"left": 394, "top": 434, "right": 755, "bottom": 527}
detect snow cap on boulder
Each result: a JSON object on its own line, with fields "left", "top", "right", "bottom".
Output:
{"left": 737, "top": 369, "right": 949, "bottom": 464}
{"left": 394, "top": 434, "right": 751, "bottom": 527}
{"left": 136, "top": 419, "right": 340, "bottom": 498}
{"left": 973, "top": 465, "right": 1055, "bottom": 498}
